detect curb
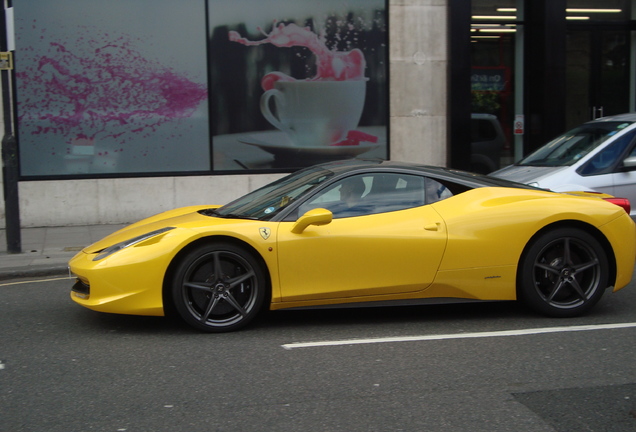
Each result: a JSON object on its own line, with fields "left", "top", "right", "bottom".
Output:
{"left": 0, "top": 265, "right": 70, "bottom": 282}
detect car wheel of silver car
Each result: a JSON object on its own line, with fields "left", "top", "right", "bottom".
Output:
{"left": 518, "top": 227, "right": 609, "bottom": 318}
{"left": 172, "top": 243, "right": 267, "bottom": 332}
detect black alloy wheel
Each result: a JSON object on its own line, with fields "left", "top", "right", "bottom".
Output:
{"left": 172, "top": 243, "right": 267, "bottom": 332}
{"left": 518, "top": 227, "right": 609, "bottom": 317}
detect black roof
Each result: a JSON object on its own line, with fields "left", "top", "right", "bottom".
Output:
{"left": 311, "top": 159, "right": 537, "bottom": 190}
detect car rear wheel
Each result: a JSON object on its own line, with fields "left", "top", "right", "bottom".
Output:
{"left": 172, "top": 243, "right": 267, "bottom": 332}
{"left": 518, "top": 227, "right": 609, "bottom": 317}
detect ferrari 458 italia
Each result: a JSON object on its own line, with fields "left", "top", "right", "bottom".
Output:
{"left": 69, "top": 160, "right": 636, "bottom": 332}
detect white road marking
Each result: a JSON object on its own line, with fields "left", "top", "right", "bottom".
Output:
{"left": 281, "top": 322, "right": 636, "bottom": 350}
{"left": 0, "top": 276, "right": 72, "bottom": 287}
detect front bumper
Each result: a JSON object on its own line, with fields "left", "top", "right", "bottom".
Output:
{"left": 68, "top": 245, "right": 174, "bottom": 316}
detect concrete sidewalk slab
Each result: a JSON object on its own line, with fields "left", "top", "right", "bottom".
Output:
{"left": 0, "top": 224, "right": 127, "bottom": 280}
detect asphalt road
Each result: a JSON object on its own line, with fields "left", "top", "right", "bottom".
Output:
{"left": 1, "top": 275, "right": 636, "bottom": 432}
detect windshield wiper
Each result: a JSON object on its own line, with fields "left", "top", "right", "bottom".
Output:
{"left": 199, "top": 209, "right": 258, "bottom": 220}
{"left": 199, "top": 208, "right": 221, "bottom": 217}
{"left": 221, "top": 213, "right": 258, "bottom": 220}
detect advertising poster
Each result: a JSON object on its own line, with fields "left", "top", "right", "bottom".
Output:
{"left": 208, "top": 0, "right": 388, "bottom": 171}
{"left": 14, "top": 0, "right": 210, "bottom": 177}
{"left": 13, "top": 0, "right": 387, "bottom": 177}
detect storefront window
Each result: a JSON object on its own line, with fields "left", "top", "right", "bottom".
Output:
{"left": 470, "top": 0, "right": 521, "bottom": 170}
{"left": 565, "top": 0, "right": 631, "bottom": 22}
{"left": 468, "top": 0, "right": 635, "bottom": 166}
{"left": 13, "top": 0, "right": 388, "bottom": 178}
{"left": 565, "top": 0, "right": 635, "bottom": 129}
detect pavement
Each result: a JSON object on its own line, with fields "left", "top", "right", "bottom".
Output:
{"left": 0, "top": 224, "right": 127, "bottom": 280}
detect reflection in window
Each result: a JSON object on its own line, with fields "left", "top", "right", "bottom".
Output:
{"left": 298, "top": 173, "right": 453, "bottom": 219}
{"left": 470, "top": 0, "right": 518, "bottom": 171}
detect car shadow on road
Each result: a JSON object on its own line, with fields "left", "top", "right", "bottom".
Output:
{"left": 255, "top": 300, "right": 534, "bottom": 331}
{"left": 69, "top": 308, "right": 195, "bottom": 335}
{"left": 68, "top": 293, "right": 628, "bottom": 335}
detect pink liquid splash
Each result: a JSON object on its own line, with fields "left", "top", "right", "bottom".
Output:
{"left": 229, "top": 22, "right": 374, "bottom": 146}
{"left": 331, "top": 130, "right": 378, "bottom": 146}
{"left": 17, "top": 23, "right": 208, "bottom": 153}
{"left": 229, "top": 22, "right": 366, "bottom": 90}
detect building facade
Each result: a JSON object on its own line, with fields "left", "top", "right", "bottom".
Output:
{"left": 1, "top": 0, "right": 635, "bottom": 228}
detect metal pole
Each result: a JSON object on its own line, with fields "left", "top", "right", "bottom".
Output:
{"left": 513, "top": 0, "right": 525, "bottom": 163}
{"left": 1, "top": 0, "right": 21, "bottom": 253}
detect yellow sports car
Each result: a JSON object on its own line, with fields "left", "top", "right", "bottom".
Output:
{"left": 69, "top": 160, "right": 636, "bottom": 332}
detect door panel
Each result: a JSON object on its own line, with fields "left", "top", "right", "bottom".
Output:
{"left": 613, "top": 172, "right": 636, "bottom": 205}
{"left": 566, "top": 31, "right": 592, "bottom": 128}
{"left": 276, "top": 206, "right": 447, "bottom": 302}
{"left": 613, "top": 143, "right": 636, "bottom": 211}
{"left": 598, "top": 31, "right": 630, "bottom": 117}
{"left": 566, "top": 28, "right": 630, "bottom": 130}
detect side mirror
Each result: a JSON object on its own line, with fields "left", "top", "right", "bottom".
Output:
{"left": 622, "top": 156, "right": 636, "bottom": 172}
{"left": 291, "top": 208, "right": 333, "bottom": 234}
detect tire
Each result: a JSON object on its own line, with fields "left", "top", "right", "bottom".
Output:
{"left": 171, "top": 242, "right": 267, "bottom": 332}
{"left": 518, "top": 227, "right": 609, "bottom": 318}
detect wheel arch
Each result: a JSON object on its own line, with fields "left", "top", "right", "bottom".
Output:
{"left": 161, "top": 235, "right": 272, "bottom": 317}
{"left": 516, "top": 220, "right": 617, "bottom": 297}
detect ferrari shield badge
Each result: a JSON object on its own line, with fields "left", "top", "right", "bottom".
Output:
{"left": 259, "top": 227, "right": 271, "bottom": 240}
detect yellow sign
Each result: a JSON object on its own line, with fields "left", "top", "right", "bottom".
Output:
{"left": 0, "top": 52, "right": 13, "bottom": 70}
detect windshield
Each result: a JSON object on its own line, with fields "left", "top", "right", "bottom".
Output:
{"left": 518, "top": 121, "right": 634, "bottom": 167}
{"left": 212, "top": 166, "right": 334, "bottom": 220}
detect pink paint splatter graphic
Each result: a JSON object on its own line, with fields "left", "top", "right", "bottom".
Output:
{"left": 17, "top": 22, "right": 208, "bottom": 152}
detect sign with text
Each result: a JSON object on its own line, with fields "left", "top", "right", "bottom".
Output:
{"left": 471, "top": 67, "right": 508, "bottom": 92}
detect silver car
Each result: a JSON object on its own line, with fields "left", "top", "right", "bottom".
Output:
{"left": 491, "top": 113, "right": 636, "bottom": 219}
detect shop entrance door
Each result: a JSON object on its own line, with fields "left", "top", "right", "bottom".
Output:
{"left": 566, "top": 27, "right": 632, "bottom": 130}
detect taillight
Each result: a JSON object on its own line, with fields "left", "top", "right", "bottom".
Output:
{"left": 603, "top": 197, "right": 631, "bottom": 214}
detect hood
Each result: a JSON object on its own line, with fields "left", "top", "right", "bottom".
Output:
{"left": 490, "top": 165, "right": 567, "bottom": 185}
{"left": 83, "top": 205, "right": 237, "bottom": 254}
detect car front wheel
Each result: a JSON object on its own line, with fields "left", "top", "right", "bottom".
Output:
{"left": 172, "top": 243, "right": 267, "bottom": 332}
{"left": 518, "top": 227, "right": 609, "bottom": 317}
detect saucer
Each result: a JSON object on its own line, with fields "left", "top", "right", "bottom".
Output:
{"left": 237, "top": 131, "right": 381, "bottom": 162}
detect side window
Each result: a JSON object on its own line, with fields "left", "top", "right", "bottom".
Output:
{"left": 578, "top": 130, "right": 636, "bottom": 176}
{"left": 298, "top": 174, "right": 372, "bottom": 218}
{"left": 425, "top": 178, "right": 453, "bottom": 203}
{"left": 298, "top": 173, "right": 437, "bottom": 218}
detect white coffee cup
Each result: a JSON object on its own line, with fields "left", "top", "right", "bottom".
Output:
{"left": 260, "top": 80, "right": 366, "bottom": 147}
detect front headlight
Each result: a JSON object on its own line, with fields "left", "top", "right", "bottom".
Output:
{"left": 93, "top": 227, "right": 176, "bottom": 261}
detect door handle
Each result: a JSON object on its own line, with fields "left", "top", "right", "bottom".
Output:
{"left": 424, "top": 222, "right": 441, "bottom": 231}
